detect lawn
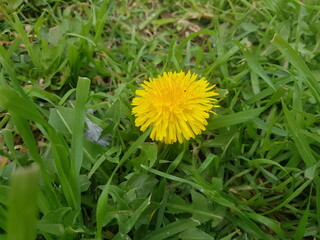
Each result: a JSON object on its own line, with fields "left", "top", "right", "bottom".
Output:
{"left": 0, "top": 0, "right": 320, "bottom": 239}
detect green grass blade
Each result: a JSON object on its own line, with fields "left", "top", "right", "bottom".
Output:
{"left": 140, "top": 218, "right": 200, "bottom": 240}
{"left": 206, "top": 191, "right": 271, "bottom": 240}
{"left": 249, "top": 158, "right": 288, "bottom": 175}
{"left": 315, "top": 176, "right": 320, "bottom": 233}
{"left": 7, "top": 166, "right": 39, "bottom": 240}
{"left": 0, "top": 186, "right": 9, "bottom": 232}
{"left": 141, "top": 164, "right": 202, "bottom": 189}
{"left": 198, "top": 153, "right": 217, "bottom": 173}
{"left": 142, "top": 166, "right": 270, "bottom": 239}
{"left": 4, "top": 12, "right": 38, "bottom": 67}
{"left": 263, "top": 179, "right": 312, "bottom": 215}
{"left": 214, "top": 20, "right": 229, "bottom": 78}
{"left": 166, "top": 202, "right": 223, "bottom": 221}
{"left": 10, "top": 117, "right": 59, "bottom": 211}
{"left": 263, "top": 85, "right": 289, "bottom": 110}
{"left": 204, "top": 39, "right": 246, "bottom": 75}
{"left": 220, "top": 230, "right": 241, "bottom": 240}
{"left": 45, "top": 128, "right": 79, "bottom": 210}
{"left": 1, "top": 130, "right": 19, "bottom": 164}
{"left": 0, "top": 45, "right": 26, "bottom": 97}
{"left": 72, "top": 77, "right": 91, "bottom": 174}
{"left": 167, "top": 150, "right": 185, "bottom": 173}
{"left": 0, "top": 86, "right": 79, "bottom": 210}
{"left": 238, "top": 43, "right": 275, "bottom": 90}
{"left": 207, "top": 108, "right": 263, "bottom": 130}
{"left": 0, "top": 205, "right": 6, "bottom": 232}
{"left": 271, "top": 33, "right": 320, "bottom": 102}
{"left": 282, "top": 101, "right": 315, "bottom": 168}
{"left": 247, "top": 213, "right": 285, "bottom": 238}
{"left": 93, "top": 0, "right": 114, "bottom": 43}
{"left": 294, "top": 187, "right": 312, "bottom": 240}
{"left": 0, "top": 87, "right": 47, "bottom": 126}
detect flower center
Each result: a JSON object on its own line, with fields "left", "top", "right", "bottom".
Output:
{"left": 155, "top": 87, "right": 187, "bottom": 114}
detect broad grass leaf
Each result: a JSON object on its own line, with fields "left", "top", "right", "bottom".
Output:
{"left": 191, "top": 190, "right": 213, "bottom": 223}
{"left": 113, "top": 196, "right": 151, "bottom": 240}
{"left": 48, "top": 107, "right": 74, "bottom": 134}
{"left": 179, "top": 227, "right": 214, "bottom": 240}
{"left": 139, "top": 142, "right": 158, "bottom": 168}
{"left": 37, "top": 207, "right": 71, "bottom": 236}
{"left": 125, "top": 173, "right": 158, "bottom": 199}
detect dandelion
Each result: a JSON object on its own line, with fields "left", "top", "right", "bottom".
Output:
{"left": 132, "top": 71, "right": 219, "bottom": 144}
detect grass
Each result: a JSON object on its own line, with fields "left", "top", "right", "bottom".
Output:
{"left": 0, "top": 0, "right": 320, "bottom": 239}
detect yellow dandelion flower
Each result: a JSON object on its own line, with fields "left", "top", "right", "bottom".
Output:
{"left": 132, "top": 71, "right": 219, "bottom": 144}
